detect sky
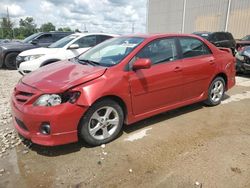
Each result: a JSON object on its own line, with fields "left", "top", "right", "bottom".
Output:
{"left": 0, "top": 0, "right": 147, "bottom": 34}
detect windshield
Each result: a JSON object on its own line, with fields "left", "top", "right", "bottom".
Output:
{"left": 22, "top": 33, "right": 41, "bottom": 43}
{"left": 241, "top": 35, "right": 250, "bottom": 41}
{"left": 78, "top": 37, "right": 144, "bottom": 67}
{"left": 49, "top": 35, "right": 79, "bottom": 48}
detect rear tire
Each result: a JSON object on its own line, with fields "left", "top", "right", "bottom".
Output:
{"left": 5, "top": 52, "right": 19, "bottom": 70}
{"left": 79, "top": 99, "right": 124, "bottom": 146}
{"left": 204, "top": 77, "right": 225, "bottom": 106}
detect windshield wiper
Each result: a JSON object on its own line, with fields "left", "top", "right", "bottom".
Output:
{"left": 78, "top": 59, "right": 100, "bottom": 66}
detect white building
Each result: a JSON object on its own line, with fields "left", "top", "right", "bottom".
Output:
{"left": 147, "top": 0, "right": 250, "bottom": 38}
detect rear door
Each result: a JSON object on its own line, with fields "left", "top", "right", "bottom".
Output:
{"left": 129, "top": 37, "right": 183, "bottom": 115}
{"left": 178, "top": 37, "right": 215, "bottom": 101}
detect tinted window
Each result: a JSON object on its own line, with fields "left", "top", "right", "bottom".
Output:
{"left": 214, "top": 33, "right": 227, "bottom": 41}
{"left": 74, "top": 35, "right": 97, "bottom": 48}
{"left": 179, "top": 37, "right": 211, "bottom": 58}
{"left": 52, "top": 33, "right": 69, "bottom": 42}
{"left": 48, "top": 35, "right": 78, "bottom": 48}
{"left": 241, "top": 35, "right": 250, "bottom": 41}
{"left": 22, "top": 33, "right": 41, "bottom": 43}
{"left": 97, "top": 35, "right": 113, "bottom": 44}
{"left": 37, "top": 34, "right": 53, "bottom": 43}
{"left": 136, "top": 38, "right": 178, "bottom": 65}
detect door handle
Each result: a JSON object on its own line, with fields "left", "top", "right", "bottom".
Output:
{"left": 174, "top": 66, "right": 182, "bottom": 72}
{"left": 209, "top": 60, "right": 215, "bottom": 65}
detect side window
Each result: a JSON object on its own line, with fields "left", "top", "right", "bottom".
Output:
{"left": 179, "top": 37, "right": 211, "bottom": 58}
{"left": 37, "top": 34, "right": 53, "bottom": 43}
{"left": 136, "top": 38, "right": 178, "bottom": 65}
{"left": 73, "top": 35, "right": 97, "bottom": 48}
{"left": 97, "top": 35, "right": 113, "bottom": 44}
{"left": 52, "top": 34, "right": 66, "bottom": 42}
{"left": 216, "top": 33, "right": 227, "bottom": 41}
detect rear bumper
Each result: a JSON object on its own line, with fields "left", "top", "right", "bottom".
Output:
{"left": 11, "top": 93, "right": 87, "bottom": 146}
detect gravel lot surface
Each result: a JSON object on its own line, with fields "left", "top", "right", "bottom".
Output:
{"left": 0, "top": 70, "right": 250, "bottom": 188}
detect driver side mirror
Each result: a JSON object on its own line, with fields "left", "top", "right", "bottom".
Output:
{"left": 132, "top": 58, "right": 152, "bottom": 71}
{"left": 68, "top": 44, "right": 79, "bottom": 49}
{"left": 30, "top": 39, "right": 38, "bottom": 45}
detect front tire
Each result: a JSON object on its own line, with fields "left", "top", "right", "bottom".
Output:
{"left": 204, "top": 77, "right": 225, "bottom": 106}
{"left": 79, "top": 99, "right": 124, "bottom": 146}
{"left": 5, "top": 52, "right": 19, "bottom": 70}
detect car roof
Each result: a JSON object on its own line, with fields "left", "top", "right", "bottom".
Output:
{"left": 69, "top": 33, "right": 119, "bottom": 38}
{"left": 119, "top": 33, "right": 204, "bottom": 40}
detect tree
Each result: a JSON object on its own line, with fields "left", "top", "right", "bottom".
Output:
{"left": 0, "top": 17, "right": 14, "bottom": 39}
{"left": 75, "top": 28, "right": 81, "bottom": 32}
{"left": 40, "top": 22, "right": 55, "bottom": 32}
{"left": 58, "top": 27, "right": 72, "bottom": 32}
{"left": 19, "top": 17, "right": 37, "bottom": 38}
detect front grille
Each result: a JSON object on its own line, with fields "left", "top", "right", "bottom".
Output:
{"left": 14, "top": 89, "right": 34, "bottom": 104}
{"left": 15, "top": 117, "right": 28, "bottom": 131}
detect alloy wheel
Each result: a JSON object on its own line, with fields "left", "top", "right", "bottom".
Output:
{"left": 88, "top": 106, "right": 119, "bottom": 140}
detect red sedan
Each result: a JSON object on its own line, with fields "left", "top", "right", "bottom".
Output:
{"left": 11, "top": 34, "right": 236, "bottom": 146}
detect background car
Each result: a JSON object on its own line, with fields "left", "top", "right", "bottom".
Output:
{"left": 11, "top": 34, "right": 235, "bottom": 146}
{"left": 0, "top": 31, "right": 73, "bottom": 69}
{"left": 17, "top": 33, "right": 118, "bottom": 75}
{"left": 236, "top": 35, "right": 250, "bottom": 51}
{"left": 236, "top": 46, "right": 250, "bottom": 74}
{"left": 193, "top": 31, "right": 236, "bottom": 55}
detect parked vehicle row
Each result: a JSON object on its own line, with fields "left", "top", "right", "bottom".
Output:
{"left": 11, "top": 34, "right": 236, "bottom": 146}
{"left": 17, "top": 33, "right": 117, "bottom": 75}
{"left": 193, "top": 31, "right": 236, "bottom": 55}
{"left": 193, "top": 31, "right": 250, "bottom": 75}
{"left": 0, "top": 31, "right": 73, "bottom": 69}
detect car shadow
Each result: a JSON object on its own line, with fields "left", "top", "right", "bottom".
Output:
{"left": 123, "top": 102, "right": 204, "bottom": 134}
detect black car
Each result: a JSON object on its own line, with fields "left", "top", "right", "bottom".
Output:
{"left": 0, "top": 32, "right": 73, "bottom": 69}
{"left": 193, "top": 31, "right": 236, "bottom": 55}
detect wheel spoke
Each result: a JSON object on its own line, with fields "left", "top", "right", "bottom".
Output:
{"left": 102, "top": 127, "right": 110, "bottom": 139}
{"left": 104, "top": 107, "right": 113, "bottom": 119}
{"left": 92, "top": 112, "right": 102, "bottom": 122}
{"left": 89, "top": 122, "right": 102, "bottom": 136}
{"left": 107, "top": 117, "right": 119, "bottom": 125}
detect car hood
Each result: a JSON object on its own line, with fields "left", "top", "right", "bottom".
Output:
{"left": 21, "top": 60, "right": 107, "bottom": 93}
{"left": 0, "top": 41, "right": 34, "bottom": 50}
{"left": 20, "top": 47, "right": 60, "bottom": 56}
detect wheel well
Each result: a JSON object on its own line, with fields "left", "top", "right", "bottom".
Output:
{"left": 94, "top": 95, "right": 127, "bottom": 120}
{"left": 214, "top": 73, "right": 228, "bottom": 89}
{"left": 4, "top": 51, "right": 20, "bottom": 63}
{"left": 76, "top": 95, "right": 128, "bottom": 140}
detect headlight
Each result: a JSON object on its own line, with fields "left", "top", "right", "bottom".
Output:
{"left": 34, "top": 92, "right": 80, "bottom": 107}
{"left": 24, "top": 54, "right": 44, "bottom": 61}
{"left": 34, "top": 94, "right": 62, "bottom": 106}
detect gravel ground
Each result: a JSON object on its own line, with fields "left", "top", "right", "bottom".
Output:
{"left": 0, "top": 70, "right": 250, "bottom": 188}
{"left": 0, "top": 71, "right": 22, "bottom": 159}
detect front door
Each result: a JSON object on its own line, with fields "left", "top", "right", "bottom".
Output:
{"left": 129, "top": 37, "right": 183, "bottom": 115}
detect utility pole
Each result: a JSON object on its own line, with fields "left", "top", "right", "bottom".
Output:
{"left": 225, "top": 0, "right": 232, "bottom": 31}
{"left": 181, "top": 0, "right": 187, "bottom": 33}
{"left": 132, "top": 23, "right": 135, "bottom": 33}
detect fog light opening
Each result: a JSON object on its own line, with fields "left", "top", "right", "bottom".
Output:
{"left": 40, "top": 123, "right": 51, "bottom": 135}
